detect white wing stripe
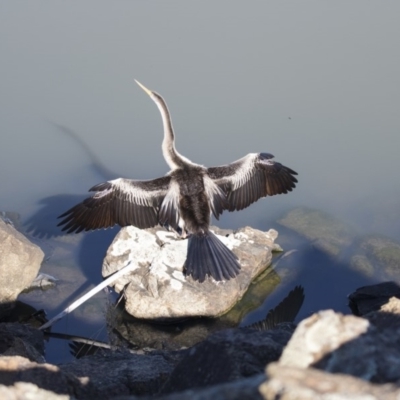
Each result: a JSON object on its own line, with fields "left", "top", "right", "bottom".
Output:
{"left": 110, "top": 178, "right": 164, "bottom": 206}
{"left": 231, "top": 154, "right": 258, "bottom": 190}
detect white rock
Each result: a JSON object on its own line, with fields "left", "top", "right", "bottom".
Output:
{"left": 102, "top": 225, "right": 279, "bottom": 319}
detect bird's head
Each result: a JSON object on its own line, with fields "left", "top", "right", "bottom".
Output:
{"left": 134, "top": 79, "right": 152, "bottom": 95}
{"left": 135, "top": 79, "right": 161, "bottom": 103}
{"left": 135, "top": 79, "right": 170, "bottom": 124}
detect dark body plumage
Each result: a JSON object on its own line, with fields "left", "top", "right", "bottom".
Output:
{"left": 58, "top": 81, "right": 298, "bottom": 282}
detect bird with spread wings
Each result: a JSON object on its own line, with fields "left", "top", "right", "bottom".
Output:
{"left": 59, "top": 81, "right": 297, "bottom": 282}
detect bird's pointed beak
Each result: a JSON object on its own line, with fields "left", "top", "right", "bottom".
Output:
{"left": 135, "top": 79, "right": 153, "bottom": 96}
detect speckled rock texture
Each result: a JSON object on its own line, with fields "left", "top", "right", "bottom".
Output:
{"left": 0, "top": 218, "right": 44, "bottom": 314}
{"left": 102, "top": 225, "right": 281, "bottom": 319}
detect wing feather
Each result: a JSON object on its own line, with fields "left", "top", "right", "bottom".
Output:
{"left": 158, "top": 180, "right": 181, "bottom": 229}
{"left": 58, "top": 176, "right": 171, "bottom": 233}
{"left": 207, "top": 153, "right": 298, "bottom": 212}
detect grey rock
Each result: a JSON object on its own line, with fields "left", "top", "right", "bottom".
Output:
{"left": 348, "top": 281, "right": 400, "bottom": 316}
{"left": 0, "top": 218, "right": 44, "bottom": 314}
{"left": 160, "top": 324, "right": 295, "bottom": 395}
{"left": 137, "top": 374, "right": 265, "bottom": 400}
{"left": 60, "top": 350, "right": 177, "bottom": 399}
{"left": 102, "top": 226, "right": 280, "bottom": 319}
{"left": 0, "top": 323, "right": 45, "bottom": 363}
{"left": 4, "top": 284, "right": 400, "bottom": 400}
{"left": 260, "top": 363, "right": 400, "bottom": 400}
{"left": 6, "top": 292, "right": 400, "bottom": 399}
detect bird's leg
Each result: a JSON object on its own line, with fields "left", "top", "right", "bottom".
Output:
{"left": 176, "top": 227, "right": 191, "bottom": 240}
{"left": 160, "top": 222, "right": 191, "bottom": 240}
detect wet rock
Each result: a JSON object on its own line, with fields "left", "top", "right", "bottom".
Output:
{"left": 348, "top": 281, "right": 400, "bottom": 316}
{"left": 146, "top": 374, "right": 265, "bottom": 400}
{"left": 260, "top": 363, "right": 400, "bottom": 400}
{"left": 5, "top": 282, "right": 400, "bottom": 400}
{"left": 278, "top": 207, "right": 357, "bottom": 256}
{"left": 102, "top": 226, "right": 280, "bottom": 319}
{"left": 0, "top": 323, "right": 45, "bottom": 363}
{"left": 0, "top": 349, "right": 179, "bottom": 399}
{"left": 59, "top": 350, "right": 178, "bottom": 398}
{"left": 0, "top": 218, "right": 44, "bottom": 315}
{"left": 160, "top": 324, "right": 294, "bottom": 394}
{"left": 5, "top": 287, "right": 400, "bottom": 399}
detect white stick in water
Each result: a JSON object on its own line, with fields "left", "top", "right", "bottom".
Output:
{"left": 39, "top": 261, "right": 135, "bottom": 331}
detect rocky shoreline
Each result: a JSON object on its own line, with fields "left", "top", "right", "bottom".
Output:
{"left": 2, "top": 286, "right": 400, "bottom": 399}
{"left": 2, "top": 208, "right": 400, "bottom": 399}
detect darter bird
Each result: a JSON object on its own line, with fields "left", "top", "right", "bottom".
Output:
{"left": 58, "top": 80, "right": 298, "bottom": 282}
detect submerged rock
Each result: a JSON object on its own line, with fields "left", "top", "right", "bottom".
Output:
{"left": 102, "top": 226, "right": 280, "bottom": 319}
{"left": 0, "top": 218, "right": 44, "bottom": 316}
{"left": 278, "top": 207, "right": 400, "bottom": 281}
{"left": 349, "top": 235, "right": 400, "bottom": 279}
{"left": 278, "top": 207, "right": 357, "bottom": 257}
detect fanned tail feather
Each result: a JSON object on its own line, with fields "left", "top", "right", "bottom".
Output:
{"left": 184, "top": 232, "right": 241, "bottom": 282}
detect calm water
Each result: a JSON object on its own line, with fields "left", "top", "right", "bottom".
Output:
{"left": 1, "top": 1, "right": 400, "bottom": 363}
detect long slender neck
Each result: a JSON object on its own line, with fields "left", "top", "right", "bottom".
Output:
{"left": 152, "top": 92, "right": 193, "bottom": 170}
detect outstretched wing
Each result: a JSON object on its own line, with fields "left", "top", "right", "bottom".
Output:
{"left": 58, "top": 176, "right": 171, "bottom": 233}
{"left": 207, "top": 153, "right": 298, "bottom": 212}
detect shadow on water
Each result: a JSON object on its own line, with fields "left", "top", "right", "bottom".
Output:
{"left": 245, "top": 285, "right": 305, "bottom": 331}
{"left": 25, "top": 122, "right": 118, "bottom": 240}
{"left": 22, "top": 122, "right": 122, "bottom": 298}
{"left": 78, "top": 228, "right": 121, "bottom": 283}
{"left": 25, "top": 193, "right": 88, "bottom": 239}
{"left": 48, "top": 121, "right": 118, "bottom": 181}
